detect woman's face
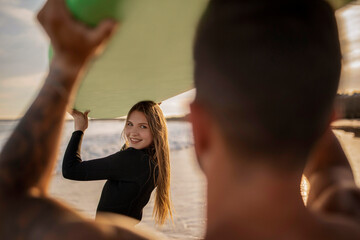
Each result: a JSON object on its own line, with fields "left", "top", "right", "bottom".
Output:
{"left": 125, "top": 110, "right": 153, "bottom": 149}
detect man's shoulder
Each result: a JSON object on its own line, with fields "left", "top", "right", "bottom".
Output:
{"left": 0, "top": 195, "right": 161, "bottom": 240}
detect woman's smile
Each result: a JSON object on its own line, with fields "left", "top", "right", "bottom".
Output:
{"left": 129, "top": 137, "right": 142, "bottom": 144}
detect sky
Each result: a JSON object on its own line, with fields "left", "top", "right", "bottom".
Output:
{"left": 0, "top": 0, "right": 359, "bottom": 119}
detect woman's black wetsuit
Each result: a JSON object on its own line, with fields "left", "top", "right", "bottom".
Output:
{"left": 62, "top": 130, "right": 157, "bottom": 221}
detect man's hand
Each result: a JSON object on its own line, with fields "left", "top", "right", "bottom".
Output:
{"left": 70, "top": 109, "right": 90, "bottom": 132}
{"left": 37, "top": 0, "right": 117, "bottom": 78}
{"left": 0, "top": 0, "right": 118, "bottom": 195}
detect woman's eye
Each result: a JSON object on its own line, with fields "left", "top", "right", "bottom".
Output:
{"left": 127, "top": 122, "right": 133, "bottom": 126}
{"left": 140, "top": 125, "right": 147, "bottom": 129}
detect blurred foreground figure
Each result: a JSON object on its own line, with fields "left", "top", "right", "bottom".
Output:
{"left": 190, "top": 0, "right": 360, "bottom": 239}
{"left": 0, "top": 0, "right": 159, "bottom": 239}
{"left": 0, "top": 0, "right": 359, "bottom": 239}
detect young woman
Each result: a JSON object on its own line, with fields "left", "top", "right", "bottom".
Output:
{"left": 62, "top": 101, "right": 172, "bottom": 225}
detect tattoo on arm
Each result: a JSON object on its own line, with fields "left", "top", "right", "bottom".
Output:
{"left": 0, "top": 66, "right": 76, "bottom": 196}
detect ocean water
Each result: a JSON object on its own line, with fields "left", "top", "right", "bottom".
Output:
{"left": 1, "top": 120, "right": 360, "bottom": 182}
{"left": 0, "top": 120, "right": 195, "bottom": 174}
{"left": 1, "top": 120, "right": 359, "bottom": 182}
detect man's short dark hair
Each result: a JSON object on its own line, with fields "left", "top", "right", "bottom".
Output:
{"left": 194, "top": 0, "right": 342, "bottom": 165}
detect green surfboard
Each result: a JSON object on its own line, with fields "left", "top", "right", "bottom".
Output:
{"left": 62, "top": 0, "right": 208, "bottom": 118}
{"left": 62, "top": 0, "right": 354, "bottom": 119}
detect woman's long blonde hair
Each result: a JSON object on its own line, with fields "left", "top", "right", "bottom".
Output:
{"left": 124, "top": 101, "right": 172, "bottom": 225}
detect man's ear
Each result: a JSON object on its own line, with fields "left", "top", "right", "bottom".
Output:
{"left": 190, "top": 101, "right": 211, "bottom": 170}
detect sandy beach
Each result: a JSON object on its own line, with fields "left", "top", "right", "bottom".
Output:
{"left": 1, "top": 119, "right": 360, "bottom": 239}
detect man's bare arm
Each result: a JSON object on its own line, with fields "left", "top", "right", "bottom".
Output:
{"left": 0, "top": 0, "right": 116, "bottom": 196}
{"left": 0, "top": 64, "right": 78, "bottom": 195}
{"left": 0, "top": 2, "right": 161, "bottom": 239}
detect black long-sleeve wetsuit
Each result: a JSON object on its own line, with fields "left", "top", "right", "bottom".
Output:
{"left": 62, "top": 131, "right": 157, "bottom": 221}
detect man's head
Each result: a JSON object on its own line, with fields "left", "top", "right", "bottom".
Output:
{"left": 192, "top": 0, "right": 341, "bottom": 168}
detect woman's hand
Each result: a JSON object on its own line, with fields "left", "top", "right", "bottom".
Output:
{"left": 70, "top": 109, "right": 90, "bottom": 132}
